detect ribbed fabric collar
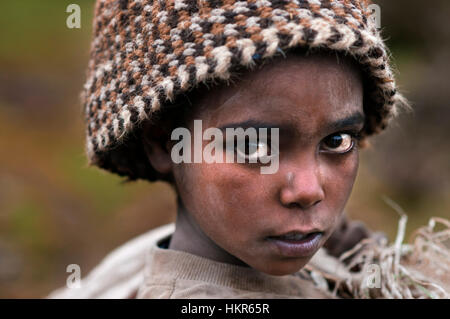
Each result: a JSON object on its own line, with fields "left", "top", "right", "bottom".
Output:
{"left": 143, "top": 233, "right": 332, "bottom": 298}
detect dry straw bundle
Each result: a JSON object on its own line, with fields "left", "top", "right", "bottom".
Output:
{"left": 302, "top": 199, "right": 450, "bottom": 299}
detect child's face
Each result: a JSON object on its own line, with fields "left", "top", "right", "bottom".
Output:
{"left": 169, "top": 53, "right": 364, "bottom": 275}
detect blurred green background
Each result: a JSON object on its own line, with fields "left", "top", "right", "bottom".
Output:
{"left": 0, "top": 1, "right": 448, "bottom": 298}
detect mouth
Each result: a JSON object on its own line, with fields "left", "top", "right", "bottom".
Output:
{"left": 266, "top": 231, "right": 324, "bottom": 258}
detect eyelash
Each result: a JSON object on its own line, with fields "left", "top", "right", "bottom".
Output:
{"left": 343, "top": 130, "right": 362, "bottom": 141}
{"left": 230, "top": 136, "right": 274, "bottom": 162}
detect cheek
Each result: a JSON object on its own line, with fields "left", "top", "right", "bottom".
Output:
{"left": 322, "top": 151, "right": 359, "bottom": 211}
{"left": 176, "top": 163, "right": 268, "bottom": 242}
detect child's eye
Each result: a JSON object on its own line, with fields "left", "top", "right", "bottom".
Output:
{"left": 235, "top": 138, "right": 270, "bottom": 162}
{"left": 321, "top": 133, "right": 355, "bottom": 153}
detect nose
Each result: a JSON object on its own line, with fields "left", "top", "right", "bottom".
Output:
{"left": 279, "top": 160, "right": 325, "bottom": 210}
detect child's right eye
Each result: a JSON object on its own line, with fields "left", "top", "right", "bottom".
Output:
{"left": 235, "top": 139, "right": 270, "bottom": 162}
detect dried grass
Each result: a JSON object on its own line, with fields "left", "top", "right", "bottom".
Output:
{"left": 301, "top": 199, "right": 450, "bottom": 299}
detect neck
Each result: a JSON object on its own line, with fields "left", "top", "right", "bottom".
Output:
{"left": 168, "top": 196, "right": 248, "bottom": 267}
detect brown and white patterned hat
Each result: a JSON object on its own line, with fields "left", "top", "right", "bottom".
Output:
{"left": 83, "top": 0, "right": 408, "bottom": 181}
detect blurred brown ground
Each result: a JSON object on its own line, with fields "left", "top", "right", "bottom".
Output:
{"left": 0, "top": 0, "right": 449, "bottom": 298}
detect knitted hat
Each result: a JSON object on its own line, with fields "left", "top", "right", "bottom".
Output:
{"left": 83, "top": 0, "right": 408, "bottom": 181}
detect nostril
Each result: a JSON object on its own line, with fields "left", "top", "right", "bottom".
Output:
{"left": 287, "top": 202, "right": 301, "bottom": 209}
{"left": 285, "top": 199, "right": 321, "bottom": 210}
{"left": 312, "top": 199, "right": 322, "bottom": 207}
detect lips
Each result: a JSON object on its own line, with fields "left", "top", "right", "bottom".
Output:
{"left": 270, "top": 231, "right": 317, "bottom": 241}
{"left": 266, "top": 231, "right": 324, "bottom": 258}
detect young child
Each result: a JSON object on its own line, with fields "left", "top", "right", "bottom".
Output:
{"left": 50, "top": 0, "right": 408, "bottom": 298}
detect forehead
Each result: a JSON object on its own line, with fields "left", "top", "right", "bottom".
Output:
{"left": 193, "top": 53, "right": 364, "bottom": 134}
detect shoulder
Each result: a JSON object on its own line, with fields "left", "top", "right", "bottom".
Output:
{"left": 47, "top": 223, "right": 175, "bottom": 299}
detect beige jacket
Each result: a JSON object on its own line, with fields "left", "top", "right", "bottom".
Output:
{"left": 48, "top": 223, "right": 334, "bottom": 299}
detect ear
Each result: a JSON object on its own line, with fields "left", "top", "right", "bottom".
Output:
{"left": 141, "top": 122, "right": 173, "bottom": 175}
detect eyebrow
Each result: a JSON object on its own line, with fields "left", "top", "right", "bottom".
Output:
{"left": 217, "top": 112, "right": 365, "bottom": 135}
{"left": 218, "top": 120, "right": 288, "bottom": 132}
{"left": 326, "top": 112, "right": 365, "bottom": 132}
